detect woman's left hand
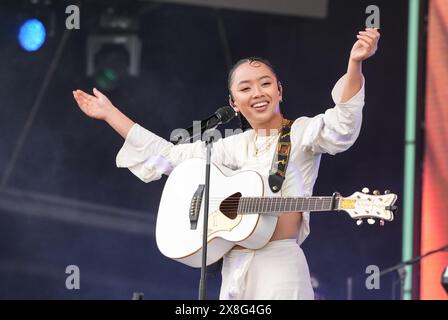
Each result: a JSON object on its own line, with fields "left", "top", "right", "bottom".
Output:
{"left": 350, "top": 28, "right": 380, "bottom": 62}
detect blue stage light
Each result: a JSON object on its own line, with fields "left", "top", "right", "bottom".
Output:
{"left": 18, "top": 19, "right": 46, "bottom": 52}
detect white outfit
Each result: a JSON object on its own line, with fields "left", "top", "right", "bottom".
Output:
{"left": 220, "top": 239, "right": 314, "bottom": 300}
{"left": 116, "top": 74, "right": 365, "bottom": 299}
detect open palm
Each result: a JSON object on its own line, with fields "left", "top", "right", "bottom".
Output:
{"left": 73, "top": 88, "right": 113, "bottom": 120}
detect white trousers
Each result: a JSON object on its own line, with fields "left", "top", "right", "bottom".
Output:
{"left": 219, "top": 239, "right": 314, "bottom": 300}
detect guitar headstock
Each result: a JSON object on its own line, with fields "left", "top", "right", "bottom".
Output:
{"left": 337, "top": 188, "right": 398, "bottom": 226}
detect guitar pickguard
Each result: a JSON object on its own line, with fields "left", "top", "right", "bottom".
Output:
{"left": 207, "top": 210, "right": 243, "bottom": 236}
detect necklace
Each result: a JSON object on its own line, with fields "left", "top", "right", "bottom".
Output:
{"left": 252, "top": 119, "right": 288, "bottom": 157}
{"left": 253, "top": 132, "right": 279, "bottom": 156}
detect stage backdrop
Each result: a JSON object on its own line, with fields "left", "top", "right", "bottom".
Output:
{"left": 0, "top": 0, "right": 407, "bottom": 299}
{"left": 420, "top": 0, "right": 448, "bottom": 300}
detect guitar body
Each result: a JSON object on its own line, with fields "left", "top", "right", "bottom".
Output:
{"left": 155, "top": 159, "right": 398, "bottom": 268}
{"left": 156, "top": 158, "right": 278, "bottom": 267}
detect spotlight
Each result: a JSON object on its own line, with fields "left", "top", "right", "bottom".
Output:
{"left": 18, "top": 18, "right": 46, "bottom": 52}
{"left": 86, "top": 11, "right": 141, "bottom": 92}
{"left": 442, "top": 266, "right": 448, "bottom": 294}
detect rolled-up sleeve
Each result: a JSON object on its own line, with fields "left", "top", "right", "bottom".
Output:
{"left": 301, "top": 74, "right": 365, "bottom": 155}
{"left": 116, "top": 123, "right": 232, "bottom": 183}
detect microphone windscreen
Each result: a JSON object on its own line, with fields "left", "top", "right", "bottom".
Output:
{"left": 215, "top": 106, "right": 235, "bottom": 124}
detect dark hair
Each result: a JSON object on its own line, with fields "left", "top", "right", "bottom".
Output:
{"left": 227, "top": 57, "right": 280, "bottom": 131}
{"left": 227, "top": 57, "right": 278, "bottom": 90}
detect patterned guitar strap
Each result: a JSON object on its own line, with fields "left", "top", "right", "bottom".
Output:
{"left": 268, "top": 118, "right": 293, "bottom": 193}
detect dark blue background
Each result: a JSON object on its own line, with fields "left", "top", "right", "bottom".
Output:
{"left": 0, "top": 0, "right": 406, "bottom": 299}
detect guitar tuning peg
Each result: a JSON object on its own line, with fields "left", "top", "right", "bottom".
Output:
{"left": 373, "top": 190, "right": 380, "bottom": 195}
{"left": 356, "top": 219, "right": 363, "bottom": 226}
{"left": 367, "top": 218, "right": 376, "bottom": 225}
{"left": 362, "top": 187, "right": 370, "bottom": 194}
{"left": 380, "top": 220, "right": 385, "bottom": 226}
{"left": 384, "top": 190, "right": 390, "bottom": 194}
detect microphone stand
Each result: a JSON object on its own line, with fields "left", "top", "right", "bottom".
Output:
{"left": 170, "top": 106, "right": 235, "bottom": 299}
{"left": 379, "top": 244, "right": 448, "bottom": 300}
{"left": 172, "top": 106, "right": 235, "bottom": 145}
{"left": 198, "top": 126, "right": 215, "bottom": 300}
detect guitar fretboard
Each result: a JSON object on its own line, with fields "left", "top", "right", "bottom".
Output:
{"left": 237, "top": 196, "right": 340, "bottom": 216}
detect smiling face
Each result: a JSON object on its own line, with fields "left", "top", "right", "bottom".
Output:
{"left": 229, "top": 60, "right": 283, "bottom": 133}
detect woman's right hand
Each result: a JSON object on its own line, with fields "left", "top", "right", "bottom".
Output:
{"left": 73, "top": 88, "right": 114, "bottom": 121}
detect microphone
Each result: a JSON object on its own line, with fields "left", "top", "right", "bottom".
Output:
{"left": 172, "top": 106, "right": 236, "bottom": 144}
{"left": 206, "top": 105, "right": 235, "bottom": 127}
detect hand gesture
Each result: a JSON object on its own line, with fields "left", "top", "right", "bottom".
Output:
{"left": 350, "top": 28, "right": 380, "bottom": 62}
{"left": 72, "top": 88, "right": 113, "bottom": 121}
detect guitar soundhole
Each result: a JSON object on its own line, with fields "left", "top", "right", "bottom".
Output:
{"left": 220, "top": 192, "right": 241, "bottom": 220}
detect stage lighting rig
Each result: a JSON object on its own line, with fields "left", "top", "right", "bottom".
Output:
{"left": 86, "top": 8, "right": 141, "bottom": 91}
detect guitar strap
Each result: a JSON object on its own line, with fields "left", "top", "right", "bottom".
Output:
{"left": 268, "top": 118, "right": 293, "bottom": 193}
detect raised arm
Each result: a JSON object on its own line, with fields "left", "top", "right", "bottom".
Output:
{"left": 340, "top": 28, "right": 380, "bottom": 103}
{"left": 73, "top": 87, "right": 236, "bottom": 183}
{"left": 298, "top": 28, "right": 381, "bottom": 155}
{"left": 73, "top": 88, "right": 135, "bottom": 139}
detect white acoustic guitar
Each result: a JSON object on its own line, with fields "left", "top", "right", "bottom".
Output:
{"left": 156, "top": 158, "right": 397, "bottom": 268}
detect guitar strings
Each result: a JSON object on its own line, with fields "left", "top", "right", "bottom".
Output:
{"left": 190, "top": 198, "right": 340, "bottom": 209}
{"left": 191, "top": 199, "right": 381, "bottom": 212}
{"left": 196, "top": 196, "right": 336, "bottom": 201}
{"left": 184, "top": 195, "right": 362, "bottom": 210}
{"left": 198, "top": 197, "right": 366, "bottom": 204}
{"left": 195, "top": 197, "right": 337, "bottom": 203}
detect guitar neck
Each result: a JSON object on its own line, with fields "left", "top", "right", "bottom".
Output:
{"left": 237, "top": 196, "right": 340, "bottom": 216}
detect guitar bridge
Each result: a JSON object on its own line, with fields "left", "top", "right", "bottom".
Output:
{"left": 190, "top": 184, "right": 205, "bottom": 230}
